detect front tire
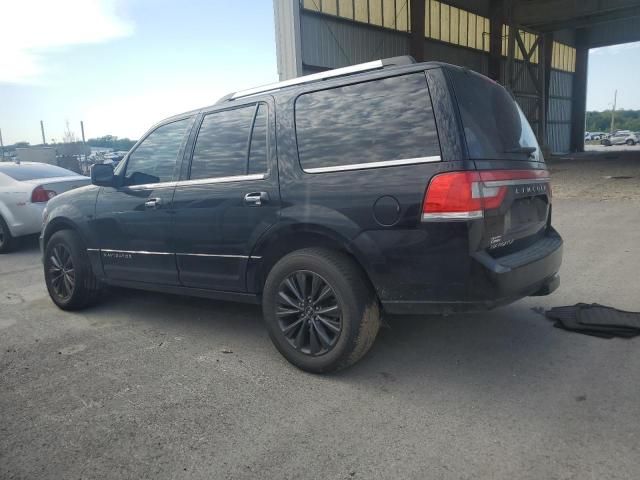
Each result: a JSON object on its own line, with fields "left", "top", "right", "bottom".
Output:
{"left": 626, "top": 139, "right": 635, "bottom": 145}
{"left": 0, "top": 216, "right": 15, "bottom": 254}
{"left": 44, "top": 230, "right": 103, "bottom": 310}
{"left": 262, "top": 248, "right": 380, "bottom": 373}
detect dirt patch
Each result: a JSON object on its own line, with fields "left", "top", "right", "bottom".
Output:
{"left": 548, "top": 152, "right": 640, "bottom": 201}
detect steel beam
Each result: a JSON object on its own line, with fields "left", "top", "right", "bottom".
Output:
{"left": 488, "top": 0, "right": 505, "bottom": 81}
{"left": 515, "top": 0, "right": 640, "bottom": 28}
{"left": 273, "top": 0, "right": 304, "bottom": 80}
{"left": 409, "top": 0, "right": 426, "bottom": 62}
{"left": 542, "top": 32, "right": 554, "bottom": 146}
{"left": 570, "top": 29, "right": 589, "bottom": 152}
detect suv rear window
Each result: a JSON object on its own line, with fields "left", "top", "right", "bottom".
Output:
{"left": 448, "top": 68, "right": 542, "bottom": 162}
{"left": 295, "top": 73, "right": 440, "bottom": 172}
{"left": 0, "top": 163, "right": 79, "bottom": 181}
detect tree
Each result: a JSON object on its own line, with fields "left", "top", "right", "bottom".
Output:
{"left": 586, "top": 109, "right": 640, "bottom": 133}
{"left": 62, "top": 120, "right": 77, "bottom": 143}
{"left": 86, "top": 135, "right": 136, "bottom": 151}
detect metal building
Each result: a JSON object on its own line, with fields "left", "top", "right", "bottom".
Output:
{"left": 273, "top": 0, "right": 640, "bottom": 154}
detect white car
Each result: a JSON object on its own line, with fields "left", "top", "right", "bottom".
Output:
{"left": 601, "top": 130, "right": 638, "bottom": 146}
{"left": 586, "top": 131, "right": 606, "bottom": 140}
{"left": 0, "top": 162, "right": 90, "bottom": 253}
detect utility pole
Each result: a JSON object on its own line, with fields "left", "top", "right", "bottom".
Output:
{"left": 610, "top": 90, "right": 617, "bottom": 134}
{"left": 40, "top": 120, "right": 46, "bottom": 145}
{"left": 0, "top": 128, "right": 5, "bottom": 160}
{"left": 80, "top": 121, "right": 86, "bottom": 143}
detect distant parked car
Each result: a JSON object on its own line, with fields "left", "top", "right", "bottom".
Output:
{"left": 601, "top": 130, "right": 638, "bottom": 146}
{"left": 0, "top": 162, "right": 90, "bottom": 253}
{"left": 587, "top": 131, "right": 606, "bottom": 140}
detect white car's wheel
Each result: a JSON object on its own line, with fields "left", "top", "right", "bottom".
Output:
{"left": 0, "top": 216, "right": 15, "bottom": 254}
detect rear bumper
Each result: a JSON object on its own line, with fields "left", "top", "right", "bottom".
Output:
{"left": 382, "top": 227, "right": 563, "bottom": 315}
{"left": 6, "top": 203, "right": 45, "bottom": 237}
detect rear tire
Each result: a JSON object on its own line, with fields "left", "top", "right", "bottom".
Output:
{"left": 44, "top": 230, "right": 104, "bottom": 310}
{"left": 626, "top": 139, "right": 635, "bottom": 145}
{"left": 262, "top": 248, "right": 380, "bottom": 373}
{"left": 0, "top": 216, "right": 15, "bottom": 254}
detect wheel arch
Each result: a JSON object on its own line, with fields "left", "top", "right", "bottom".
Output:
{"left": 42, "top": 216, "right": 83, "bottom": 248}
{"left": 43, "top": 216, "right": 104, "bottom": 279}
{"left": 0, "top": 202, "right": 17, "bottom": 236}
{"left": 247, "top": 223, "right": 379, "bottom": 296}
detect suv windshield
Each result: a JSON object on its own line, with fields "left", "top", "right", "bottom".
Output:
{"left": 449, "top": 68, "right": 542, "bottom": 162}
{"left": 0, "top": 163, "right": 79, "bottom": 181}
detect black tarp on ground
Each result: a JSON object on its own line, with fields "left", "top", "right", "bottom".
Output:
{"left": 545, "top": 303, "right": 640, "bottom": 338}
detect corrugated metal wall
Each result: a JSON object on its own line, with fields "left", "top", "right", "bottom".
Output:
{"left": 297, "top": 9, "right": 575, "bottom": 153}
{"left": 499, "top": 59, "right": 541, "bottom": 135}
{"left": 547, "top": 69, "right": 573, "bottom": 154}
{"left": 300, "top": 13, "right": 409, "bottom": 72}
{"left": 300, "top": 13, "right": 488, "bottom": 75}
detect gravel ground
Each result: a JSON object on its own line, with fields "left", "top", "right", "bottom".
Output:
{"left": 1, "top": 153, "right": 639, "bottom": 480}
{"left": 548, "top": 150, "right": 640, "bottom": 201}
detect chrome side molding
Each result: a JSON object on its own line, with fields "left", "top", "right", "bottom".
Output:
{"left": 304, "top": 156, "right": 441, "bottom": 174}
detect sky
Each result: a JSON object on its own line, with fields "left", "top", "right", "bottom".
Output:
{"left": 0, "top": 0, "right": 278, "bottom": 145}
{"left": 587, "top": 42, "right": 640, "bottom": 111}
{"left": 0, "top": 0, "right": 639, "bottom": 145}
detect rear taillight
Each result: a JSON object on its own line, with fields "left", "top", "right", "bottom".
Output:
{"left": 422, "top": 169, "right": 550, "bottom": 221}
{"left": 31, "top": 186, "right": 57, "bottom": 203}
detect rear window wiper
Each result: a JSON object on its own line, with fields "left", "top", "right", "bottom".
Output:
{"left": 505, "top": 146, "right": 537, "bottom": 155}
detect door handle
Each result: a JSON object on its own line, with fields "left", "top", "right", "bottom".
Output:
{"left": 144, "top": 197, "right": 162, "bottom": 209}
{"left": 244, "top": 192, "right": 269, "bottom": 206}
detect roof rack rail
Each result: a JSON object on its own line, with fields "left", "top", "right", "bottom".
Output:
{"left": 225, "top": 55, "right": 415, "bottom": 102}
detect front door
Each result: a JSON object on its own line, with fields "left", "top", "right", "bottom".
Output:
{"left": 94, "top": 116, "right": 194, "bottom": 285}
{"left": 171, "top": 101, "right": 280, "bottom": 291}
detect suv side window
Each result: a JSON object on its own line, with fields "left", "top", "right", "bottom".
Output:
{"left": 295, "top": 73, "right": 440, "bottom": 172}
{"left": 190, "top": 103, "right": 268, "bottom": 180}
{"left": 248, "top": 104, "right": 268, "bottom": 174}
{"left": 124, "top": 117, "right": 192, "bottom": 186}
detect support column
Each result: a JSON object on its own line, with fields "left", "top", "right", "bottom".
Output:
{"left": 409, "top": 0, "right": 426, "bottom": 62}
{"left": 539, "top": 32, "right": 553, "bottom": 148}
{"left": 273, "top": 0, "right": 304, "bottom": 80}
{"left": 570, "top": 29, "right": 589, "bottom": 152}
{"left": 488, "top": 0, "right": 504, "bottom": 81}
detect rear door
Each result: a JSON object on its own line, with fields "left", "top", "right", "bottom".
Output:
{"left": 94, "top": 116, "right": 194, "bottom": 284}
{"left": 448, "top": 68, "right": 551, "bottom": 253}
{"left": 171, "top": 99, "right": 280, "bottom": 291}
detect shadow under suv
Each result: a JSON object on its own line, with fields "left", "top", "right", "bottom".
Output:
{"left": 41, "top": 57, "right": 562, "bottom": 372}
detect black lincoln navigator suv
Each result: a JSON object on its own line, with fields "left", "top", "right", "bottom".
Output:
{"left": 41, "top": 57, "right": 562, "bottom": 372}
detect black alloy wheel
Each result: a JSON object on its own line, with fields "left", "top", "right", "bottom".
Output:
{"left": 276, "top": 270, "right": 342, "bottom": 356}
{"left": 44, "top": 229, "right": 104, "bottom": 310}
{"left": 47, "top": 244, "right": 76, "bottom": 301}
{"left": 262, "top": 248, "right": 381, "bottom": 373}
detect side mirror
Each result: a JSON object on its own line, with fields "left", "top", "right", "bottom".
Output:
{"left": 91, "top": 163, "right": 115, "bottom": 187}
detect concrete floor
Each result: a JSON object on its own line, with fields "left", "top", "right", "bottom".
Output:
{"left": 1, "top": 156, "right": 639, "bottom": 480}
